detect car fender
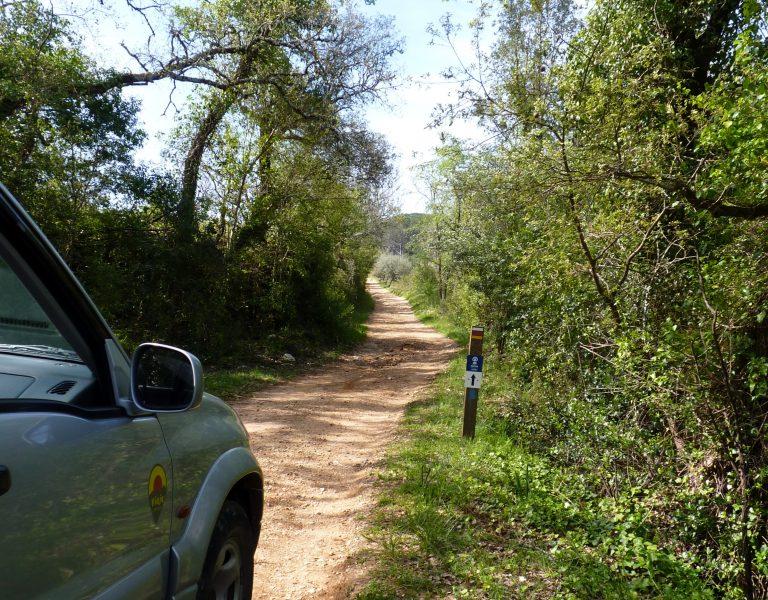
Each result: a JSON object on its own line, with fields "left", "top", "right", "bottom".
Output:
{"left": 168, "top": 446, "right": 261, "bottom": 599}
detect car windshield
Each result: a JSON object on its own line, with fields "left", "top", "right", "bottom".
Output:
{"left": 0, "top": 255, "right": 81, "bottom": 362}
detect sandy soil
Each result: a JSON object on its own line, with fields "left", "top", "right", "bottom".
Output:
{"left": 233, "top": 280, "right": 458, "bottom": 599}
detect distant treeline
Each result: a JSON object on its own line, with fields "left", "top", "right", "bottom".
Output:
{"left": 0, "top": 0, "right": 400, "bottom": 363}
{"left": 393, "top": 1, "right": 768, "bottom": 597}
{"left": 379, "top": 213, "right": 427, "bottom": 256}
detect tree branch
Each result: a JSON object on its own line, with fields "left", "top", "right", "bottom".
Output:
{"left": 607, "top": 169, "right": 768, "bottom": 220}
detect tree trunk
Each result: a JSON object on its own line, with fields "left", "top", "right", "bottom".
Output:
{"left": 178, "top": 96, "right": 235, "bottom": 239}
{"left": 177, "top": 52, "right": 256, "bottom": 239}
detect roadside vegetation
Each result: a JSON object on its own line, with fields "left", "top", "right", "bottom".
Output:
{"left": 361, "top": 302, "right": 711, "bottom": 599}
{"left": 205, "top": 291, "right": 373, "bottom": 399}
{"left": 372, "top": 253, "right": 413, "bottom": 286}
{"left": 365, "top": 1, "right": 768, "bottom": 598}
{"left": 0, "top": 0, "right": 398, "bottom": 367}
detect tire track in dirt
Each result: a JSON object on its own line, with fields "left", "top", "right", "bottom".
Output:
{"left": 233, "top": 279, "right": 458, "bottom": 599}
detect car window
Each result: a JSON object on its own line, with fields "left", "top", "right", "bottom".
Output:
{"left": 0, "top": 254, "right": 82, "bottom": 363}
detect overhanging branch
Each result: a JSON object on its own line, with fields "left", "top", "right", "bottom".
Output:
{"left": 607, "top": 169, "right": 768, "bottom": 220}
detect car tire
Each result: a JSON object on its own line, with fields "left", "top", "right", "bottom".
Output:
{"left": 197, "top": 500, "right": 255, "bottom": 600}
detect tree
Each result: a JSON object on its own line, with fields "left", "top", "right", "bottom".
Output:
{"left": 419, "top": 0, "right": 768, "bottom": 595}
{"left": 0, "top": 0, "right": 398, "bottom": 364}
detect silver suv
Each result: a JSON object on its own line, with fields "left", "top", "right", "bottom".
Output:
{"left": 0, "top": 183, "right": 263, "bottom": 600}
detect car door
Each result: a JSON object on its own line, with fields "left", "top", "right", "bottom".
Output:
{"left": 0, "top": 185, "right": 172, "bottom": 599}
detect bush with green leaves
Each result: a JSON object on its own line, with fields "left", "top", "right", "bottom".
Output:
{"left": 372, "top": 252, "right": 413, "bottom": 285}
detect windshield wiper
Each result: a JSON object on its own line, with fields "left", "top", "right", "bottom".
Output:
{"left": 0, "top": 344, "right": 82, "bottom": 362}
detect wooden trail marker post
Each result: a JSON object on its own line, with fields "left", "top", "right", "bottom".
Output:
{"left": 462, "top": 326, "right": 484, "bottom": 439}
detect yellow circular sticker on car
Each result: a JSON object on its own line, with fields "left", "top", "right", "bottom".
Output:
{"left": 148, "top": 464, "right": 168, "bottom": 523}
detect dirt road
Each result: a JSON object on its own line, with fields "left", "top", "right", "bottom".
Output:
{"left": 233, "top": 280, "right": 457, "bottom": 599}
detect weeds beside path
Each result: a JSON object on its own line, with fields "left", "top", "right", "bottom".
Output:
{"left": 205, "top": 293, "right": 374, "bottom": 401}
{"left": 359, "top": 289, "right": 711, "bottom": 599}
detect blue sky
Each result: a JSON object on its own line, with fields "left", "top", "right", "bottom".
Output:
{"left": 360, "top": 0, "right": 485, "bottom": 212}
{"left": 59, "top": 0, "right": 486, "bottom": 212}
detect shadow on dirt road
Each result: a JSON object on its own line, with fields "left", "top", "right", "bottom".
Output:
{"left": 233, "top": 279, "right": 458, "bottom": 599}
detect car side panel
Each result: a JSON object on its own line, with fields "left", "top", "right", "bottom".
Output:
{"left": 0, "top": 412, "right": 171, "bottom": 599}
{"left": 156, "top": 393, "right": 253, "bottom": 541}
{"left": 90, "top": 549, "right": 169, "bottom": 600}
{"left": 166, "top": 446, "right": 261, "bottom": 597}
{"left": 171, "top": 583, "right": 199, "bottom": 600}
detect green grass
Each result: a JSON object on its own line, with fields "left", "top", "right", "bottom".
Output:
{"left": 359, "top": 289, "right": 712, "bottom": 599}
{"left": 346, "top": 289, "right": 376, "bottom": 344}
{"left": 357, "top": 359, "right": 559, "bottom": 599}
{"left": 205, "top": 291, "right": 374, "bottom": 401}
{"left": 205, "top": 364, "right": 295, "bottom": 400}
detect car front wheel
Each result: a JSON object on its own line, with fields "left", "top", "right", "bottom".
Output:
{"left": 197, "top": 500, "right": 255, "bottom": 600}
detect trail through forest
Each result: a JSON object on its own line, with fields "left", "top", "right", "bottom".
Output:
{"left": 232, "top": 280, "right": 458, "bottom": 599}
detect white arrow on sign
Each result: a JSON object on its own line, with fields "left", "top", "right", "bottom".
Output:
{"left": 464, "top": 371, "right": 483, "bottom": 389}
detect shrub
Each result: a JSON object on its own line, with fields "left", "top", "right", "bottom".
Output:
{"left": 372, "top": 253, "right": 412, "bottom": 284}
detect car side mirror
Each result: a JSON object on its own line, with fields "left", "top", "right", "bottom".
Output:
{"left": 131, "top": 343, "right": 203, "bottom": 412}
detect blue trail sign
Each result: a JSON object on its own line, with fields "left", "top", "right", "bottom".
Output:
{"left": 466, "top": 354, "right": 483, "bottom": 373}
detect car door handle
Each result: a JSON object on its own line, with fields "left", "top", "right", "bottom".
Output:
{"left": 0, "top": 466, "right": 10, "bottom": 496}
